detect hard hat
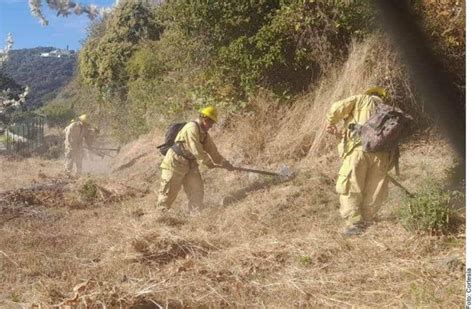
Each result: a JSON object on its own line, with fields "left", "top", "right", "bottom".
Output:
{"left": 199, "top": 106, "right": 218, "bottom": 122}
{"left": 365, "top": 87, "right": 387, "bottom": 99}
{"left": 78, "top": 114, "right": 89, "bottom": 124}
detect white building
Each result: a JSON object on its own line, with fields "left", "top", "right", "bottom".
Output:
{"left": 40, "top": 48, "right": 74, "bottom": 58}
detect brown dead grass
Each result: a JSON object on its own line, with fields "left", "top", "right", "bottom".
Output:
{"left": 0, "top": 137, "right": 462, "bottom": 308}
{"left": 0, "top": 36, "right": 464, "bottom": 308}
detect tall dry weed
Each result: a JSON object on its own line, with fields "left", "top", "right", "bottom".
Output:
{"left": 222, "top": 34, "right": 422, "bottom": 169}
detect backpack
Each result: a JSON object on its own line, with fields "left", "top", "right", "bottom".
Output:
{"left": 351, "top": 102, "right": 413, "bottom": 153}
{"left": 157, "top": 122, "right": 188, "bottom": 155}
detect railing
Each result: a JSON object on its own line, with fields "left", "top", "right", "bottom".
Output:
{"left": 3, "top": 116, "right": 45, "bottom": 154}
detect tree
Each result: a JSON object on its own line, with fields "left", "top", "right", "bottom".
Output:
{"left": 28, "top": 0, "right": 112, "bottom": 26}
{"left": 79, "top": 1, "right": 162, "bottom": 98}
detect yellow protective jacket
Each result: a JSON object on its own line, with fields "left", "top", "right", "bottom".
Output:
{"left": 326, "top": 94, "right": 382, "bottom": 158}
{"left": 160, "top": 120, "right": 226, "bottom": 174}
{"left": 64, "top": 121, "right": 94, "bottom": 150}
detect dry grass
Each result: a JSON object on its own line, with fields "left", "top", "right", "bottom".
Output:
{"left": 0, "top": 135, "right": 463, "bottom": 308}
{"left": 0, "top": 36, "right": 464, "bottom": 308}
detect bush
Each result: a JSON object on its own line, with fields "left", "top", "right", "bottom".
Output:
{"left": 41, "top": 101, "right": 75, "bottom": 128}
{"left": 410, "top": 0, "right": 465, "bottom": 99}
{"left": 398, "top": 182, "right": 464, "bottom": 235}
{"left": 7, "top": 109, "right": 36, "bottom": 124}
{"left": 298, "top": 255, "right": 313, "bottom": 267}
{"left": 79, "top": 1, "right": 162, "bottom": 97}
{"left": 72, "top": 1, "right": 376, "bottom": 140}
{"left": 79, "top": 178, "right": 98, "bottom": 202}
{"left": 164, "top": 0, "right": 373, "bottom": 100}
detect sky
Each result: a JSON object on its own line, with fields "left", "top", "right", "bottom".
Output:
{"left": 0, "top": 0, "right": 116, "bottom": 51}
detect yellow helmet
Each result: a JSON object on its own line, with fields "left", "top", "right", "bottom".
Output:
{"left": 199, "top": 106, "right": 218, "bottom": 122}
{"left": 78, "top": 114, "right": 89, "bottom": 124}
{"left": 365, "top": 87, "right": 387, "bottom": 99}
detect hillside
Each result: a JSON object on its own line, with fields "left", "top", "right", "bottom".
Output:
{"left": 3, "top": 47, "right": 76, "bottom": 108}
{"left": 0, "top": 0, "right": 465, "bottom": 307}
{"left": 0, "top": 37, "right": 465, "bottom": 307}
{"left": 0, "top": 109, "right": 464, "bottom": 308}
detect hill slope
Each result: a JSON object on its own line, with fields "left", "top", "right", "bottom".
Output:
{"left": 0, "top": 120, "right": 463, "bottom": 308}
{"left": 0, "top": 39, "right": 464, "bottom": 307}
{"left": 3, "top": 47, "right": 76, "bottom": 108}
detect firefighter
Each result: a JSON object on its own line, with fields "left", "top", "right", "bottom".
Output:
{"left": 326, "top": 87, "right": 392, "bottom": 236}
{"left": 64, "top": 114, "right": 96, "bottom": 176}
{"left": 157, "top": 106, "right": 234, "bottom": 214}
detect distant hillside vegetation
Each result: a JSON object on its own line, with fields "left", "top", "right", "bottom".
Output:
{"left": 3, "top": 47, "right": 76, "bottom": 108}
{"left": 0, "top": 72, "right": 23, "bottom": 98}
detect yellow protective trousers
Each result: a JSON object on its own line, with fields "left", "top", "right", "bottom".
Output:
{"left": 64, "top": 120, "right": 91, "bottom": 176}
{"left": 64, "top": 146, "right": 83, "bottom": 175}
{"left": 157, "top": 150, "right": 204, "bottom": 211}
{"left": 336, "top": 149, "right": 390, "bottom": 226}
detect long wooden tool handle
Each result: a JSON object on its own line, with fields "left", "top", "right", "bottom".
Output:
{"left": 218, "top": 166, "right": 281, "bottom": 176}
{"left": 387, "top": 175, "right": 414, "bottom": 197}
{"left": 91, "top": 147, "right": 120, "bottom": 152}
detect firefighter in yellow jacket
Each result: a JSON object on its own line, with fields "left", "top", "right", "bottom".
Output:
{"left": 326, "top": 87, "right": 392, "bottom": 236}
{"left": 157, "top": 106, "right": 234, "bottom": 213}
{"left": 64, "top": 114, "right": 96, "bottom": 176}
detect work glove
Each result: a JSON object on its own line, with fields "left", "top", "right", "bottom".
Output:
{"left": 221, "top": 160, "right": 235, "bottom": 171}
{"left": 326, "top": 124, "right": 338, "bottom": 135}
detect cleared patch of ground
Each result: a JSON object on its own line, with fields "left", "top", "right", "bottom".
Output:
{"left": 0, "top": 129, "right": 464, "bottom": 307}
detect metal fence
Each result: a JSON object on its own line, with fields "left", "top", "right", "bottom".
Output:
{"left": 4, "top": 116, "right": 45, "bottom": 154}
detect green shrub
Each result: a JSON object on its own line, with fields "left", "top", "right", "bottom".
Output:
{"left": 298, "top": 255, "right": 312, "bottom": 267}
{"left": 79, "top": 178, "right": 98, "bottom": 202}
{"left": 165, "top": 0, "right": 373, "bottom": 100}
{"left": 79, "top": 1, "right": 162, "bottom": 97}
{"left": 74, "top": 0, "right": 375, "bottom": 140}
{"left": 41, "top": 101, "right": 75, "bottom": 128}
{"left": 398, "top": 182, "right": 463, "bottom": 235}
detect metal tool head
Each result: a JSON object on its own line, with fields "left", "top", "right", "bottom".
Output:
{"left": 278, "top": 165, "right": 295, "bottom": 180}
{"left": 226, "top": 164, "right": 295, "bottom": 181}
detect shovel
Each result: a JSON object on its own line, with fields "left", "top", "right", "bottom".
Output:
{"left": 218, "top": 164, "right": 295, "bottom": 180}
{"left": 86, "top": 146, "right": 121, "bottom": 158}
{"left": 90, "top": 146, "right": 121, "bottom": 153}
{"left": 387, "top": 174, "right": 414, "bottom": 198}
{"left": 218, "top": 164, "right": 295, "bottom": 206}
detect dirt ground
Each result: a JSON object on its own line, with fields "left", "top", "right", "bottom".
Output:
{"left": 0, "top": 126, "right": 465, "bottom": 307}
{"left": 0, "top": 42, "right": 466, "bottom": 305}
